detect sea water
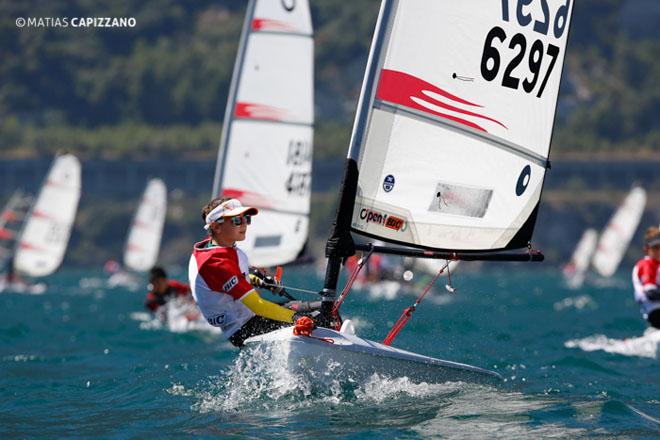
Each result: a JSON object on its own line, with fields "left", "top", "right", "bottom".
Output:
{"left": 1, "top": 267, "right": 658, "bottom": 438}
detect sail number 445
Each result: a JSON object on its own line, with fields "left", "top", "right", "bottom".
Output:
{"left": 481, "top": 0, "right": 570, "bottom": 98}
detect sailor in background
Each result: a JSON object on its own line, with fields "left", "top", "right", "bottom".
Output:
{"left": 144, "top": 266, "right": 191, "bottom": 312}
{"left": 632, "top": 226, "right": 660, "bottom": 329}
{"left": 188, "top": 197, "right": 310, "bottom": 347}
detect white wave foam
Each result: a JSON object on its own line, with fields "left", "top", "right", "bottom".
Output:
{"left": 565, "top": 329, "right": 660, "bottom": 359}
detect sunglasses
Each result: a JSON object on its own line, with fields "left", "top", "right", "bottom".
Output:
{"left": 217, "top": 215, "right": 251, "bottom": 226}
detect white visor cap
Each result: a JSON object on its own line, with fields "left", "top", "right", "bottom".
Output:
{"left": 204, "top": 198, "right": 258, "bottom": 230}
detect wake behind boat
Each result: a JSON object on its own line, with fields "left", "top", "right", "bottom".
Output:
{"left": 565, "top": 328, "right": 660, "bottom": 359}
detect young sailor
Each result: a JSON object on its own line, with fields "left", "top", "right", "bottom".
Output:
{"left": 632, "top": 226, "right": 660, "bottom": 329}
{"left": 144, "top": 266, "right": 191, "bottom": 312}
{"left": 188, "top": 197, "right": 306, "bottom": 347}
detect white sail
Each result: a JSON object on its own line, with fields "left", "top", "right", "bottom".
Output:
{"left": 563, "top": 228, "right": 598, "bottom": 289}
{"left": 349, "top": 1, "right": 574, "bottom": 251}
{"left": 14, "top": 154, "right": 81, "bottom": 277}
{"left": 212, "top": 0, "right": 314, "bottom": 267}
{"left": 592, "top": 187, "right": 647, "bottom": 278}
{"left": 123, "top": 178, "right": 168, "bottom": 272}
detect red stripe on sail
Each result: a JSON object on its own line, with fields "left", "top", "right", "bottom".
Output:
{"left": 376, "top": 69, "right": 507, "bottom": 132}
{"left": 221, "top": 188, "right": 273, "bottom": 209}
{"left": 235, "top": 102, "right": 288, "bottom": 121}
{"left": 19, "top": 241, "right": 45, "bottom": 252}
{"left": 1, "top": 211, "right": 18, "bottom": 221}
{"left": 31, "top": 210, "right": 51, "bottom": 219}
{"left": 133, "top": 220, "right": 150, "bottom": 229}
{"left": 0, "top": 228, "right": 14, "bottom": 240}
{"left": 252, "top": 18, "right": 298, "bottom": 32}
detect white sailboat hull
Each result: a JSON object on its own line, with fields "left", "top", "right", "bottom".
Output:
{"left": 246, "top": 324, "right": 501, "bottom": 383}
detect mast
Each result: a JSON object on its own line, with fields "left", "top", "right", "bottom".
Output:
{"left": 211, "top": 0, "right": 258, "bottom": 198}
{"left": 320, "top": 0, "right": 395, "bottom": 321}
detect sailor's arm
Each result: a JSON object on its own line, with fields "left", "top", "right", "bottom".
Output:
{"left": 239, "top": 290, "right": 295, "bottom": 323}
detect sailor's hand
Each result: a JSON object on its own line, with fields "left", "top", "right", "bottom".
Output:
{"left": 262, "top": 275, "right": 284, "bottom": 294}
{"left": 286, "top": 300, "right": 322, "bottom": 313}
{"left": 248, "top": 273, "right": 265, "bottom": 287}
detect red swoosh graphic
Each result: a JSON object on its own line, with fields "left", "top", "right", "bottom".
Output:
{"left": 221, "top": 188, "right": 273, "bottom": 210}
{"left": 235, "top": 102, "right": 288, "bottom": 122}
{"left": 2, "top": 211, "right": 18, "bottom": 221}
{"left": 19, "top": 241, "right": 46, "bottom": 252}
{"left": 31, "top": 210, "right": 52, "bottom": 219}
{"left": 252, "top": 18, "right": 297, "bottom": 32}
{"left": 376, "top": 69, "right": 507, "bottom": 133}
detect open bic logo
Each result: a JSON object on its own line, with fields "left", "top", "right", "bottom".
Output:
{"left": 359, "top": 208, "right": 407, "bottom": 232}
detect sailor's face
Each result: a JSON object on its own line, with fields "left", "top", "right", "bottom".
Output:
{"left": 151, "top": 277, "right": 168, "bottom": 294}
{"left": 218, "top": 215, "right": 248, "bottom": 242}
{"left": 647, "top": 244, "right": 660, "bottom": 260}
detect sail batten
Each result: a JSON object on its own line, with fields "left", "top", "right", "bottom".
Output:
{"left": 346, "top": 0, "right": 573, "bottom": 252}
{"left": 373, "top": 100, "right": 549, "bottom": 166}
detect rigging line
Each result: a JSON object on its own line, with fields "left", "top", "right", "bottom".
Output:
{"left": 332, "top": 246, "right": 375, "bottom": 325}
{"left": 383, "top": 260, "right": 449, "bottom": 346}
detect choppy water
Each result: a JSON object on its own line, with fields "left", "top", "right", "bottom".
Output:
{"left": 1, "top": 267, "right": 658, "bottom": 438}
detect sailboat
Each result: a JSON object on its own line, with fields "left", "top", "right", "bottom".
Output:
{"left": 248, "top": 0, "right": 574, "bottom": 382}
{"left": 591, "top": 186, "right": 647, "bottom": 278}
{"left": 563, "top": 228, "right": 598, "bottom": 289}
{"left": 0, "top": 190, "right": 35, "bottom": 292}
{"left": 211, "top": 0, "right": 314, "bottom": 268}
{"left": 107, "top": 178, "right": 167, "bottom": 289}
{"left": 9, "top": 153, "right": 81, "bottom": 293}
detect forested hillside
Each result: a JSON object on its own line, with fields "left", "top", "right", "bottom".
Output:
{"left": 1, "top": 0, "right": 659, "bottom": 159}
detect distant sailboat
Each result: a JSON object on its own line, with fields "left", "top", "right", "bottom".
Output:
{"left": 563, "top": 228, "right": 598, "bottom": 289}
{"left": 8, "top": 154, "right": 81, "bottom": 292}
{"left": 108, "top": 178, "right": 167, "bottom": 289}
{"left": 0, "top": 190, "right": 35, "bottom": 293}
{"left": 211, "top": 0, "right": 314, "bottom": 268}
{"left": 0, "top": 190, "right": 33, "bottom": 270}
{"left": 248, "top": 0, "right": 574, "bottom": 383}
{"left": 592, "top": 186, "right": 646, "bottom": 278}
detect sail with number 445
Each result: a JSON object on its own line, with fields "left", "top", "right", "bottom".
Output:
{"left": 211, "top": 0, "right": 314, "bottom": 268}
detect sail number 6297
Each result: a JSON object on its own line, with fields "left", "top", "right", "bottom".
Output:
{"left": 480, "top": 27, "right": 559, "bottom": 98}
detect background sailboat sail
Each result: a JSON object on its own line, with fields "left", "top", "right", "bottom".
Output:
{"left": 348, "top": 0, "right": 574, "bottom": 252}
{"left": 14, "top": 154, "right": 81, "bottom": 277}
{"left": 212, "top": 0, "right": 314, "bottom": 268}
{"left": 564, "top": 228, "right": 598, "bottom": 289}
{"left": 123, "top": 178, "right": 167, "bottom": 272}
{"left": 0, "top": 190, "right": 33, "bottom": 271}
{"left": 592, "top": 186, "right": 646, "bottom": 278}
